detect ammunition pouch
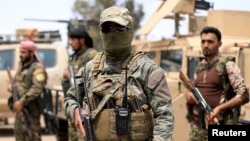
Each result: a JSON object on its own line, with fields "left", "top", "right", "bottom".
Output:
{"left": 93, "top": 109, "right": 154, "bottom": 141}
{"left": 26, "top": 96, "right": 44, "bottom": 117}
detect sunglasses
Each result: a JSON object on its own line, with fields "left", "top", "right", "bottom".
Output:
{"left": 101, "top": 24, "right": 129, "bottom": 34}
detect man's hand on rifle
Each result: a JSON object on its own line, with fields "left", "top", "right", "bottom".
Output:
{"left": 14, "top": 101, "right": 24, "bottom": 114}
{"left": 7, "top": 83, "right": 12, "bottom": 93}
{"left": 185, "top": 91, "right": 198, "bottom": 104}
{"left": 63, "top": 69, "right": 70, "bottom": 79}
{"left": 206, "top": 106, "right": 221, "bottom": 124}
{"left": 74, "top": 108, "right": 86, "bottom": 137}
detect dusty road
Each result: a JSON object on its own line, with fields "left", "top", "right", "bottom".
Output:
{"left": 0, "top": 135, "right": 57, "bottom": 141}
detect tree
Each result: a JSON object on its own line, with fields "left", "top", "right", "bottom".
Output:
{"left": 122, "top": 0, "right": 144, "bottom": 31}
{"left": 72, "top": 0, "right": 144, "bottom": 51}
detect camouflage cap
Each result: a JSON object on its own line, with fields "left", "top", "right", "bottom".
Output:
{"left": 99, "top": 6, "right": 133, "bottom": 26}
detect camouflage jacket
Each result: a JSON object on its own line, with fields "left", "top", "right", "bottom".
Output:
{"left": 62, "top": 47, "right": 97, "bottom": 95}
{"left": 64, "top": 52, "right": 174, "bottom": 141}
{"left": 68, "top": 47, "right": 97, "bottom": 74}
{"left": 14, "top": 60, "right": 46, "bottom": 115}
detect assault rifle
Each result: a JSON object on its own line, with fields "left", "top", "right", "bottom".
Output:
{"left": 179, "top": 71, "right": 220, "bottom": 125}
{"left": 68, "top": 66, "right": 95, "bottom": 141}
{"left": 7, "top": 68, "right": 32, "bottom": 137}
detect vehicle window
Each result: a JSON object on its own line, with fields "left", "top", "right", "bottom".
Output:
{"left": 38, "top": 49, "right": 56, "bottom": 68}
{"left": 187, "top": 57, "right": 199, "bottom": 79}
{"left": 160, "top": 49, "right": 182, "bottom": 72}
{"left": 0, "top": 49, "right": 15, "bottom": 70}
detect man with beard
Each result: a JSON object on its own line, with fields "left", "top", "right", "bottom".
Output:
{"left": 7, "top": 40, "right": 46, "bottom": 141}
{"left": 64, "top": 6, "right": 174, "bottom": 141}
{"left": 185, "top": 26, "right": 249, "bottom": 141}
{"left": 61, "top": 26, "right": 97, "bottom": 141}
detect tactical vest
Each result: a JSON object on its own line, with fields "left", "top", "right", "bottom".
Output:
{"left": 196, "top": 56, "right": 240, "bottom": 125}
{"left": 18, "top": 61, "right": 46, "bottom": 115}
{"left": 88, "top": 52, "right": 154, "bottom": 141}
{"left": 8, "top": 61, "right": 46, "bottom": 116}
{"left": 69, "top": 48, "right": 95, "bottom": 73}
{"left": 216, "top": 56, "right": 240, "bottom": 125}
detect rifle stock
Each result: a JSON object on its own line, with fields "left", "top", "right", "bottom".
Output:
{"left": 179, "top": 71, "right": 191, "bottom": 90}
{"left": 6, "top": 68, "right": 32, "bottom": 137}
{"left": 69, "top": 66, "right": 95, "bottom": 141}
{"left": 179, "top": 71, "right": 220, "bottom": 125}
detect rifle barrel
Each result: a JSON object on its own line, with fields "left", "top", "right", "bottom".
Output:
{"left": 24, "top": 18, "right": 69, "bottom": 23}
{"left": 82, "top": 67, "right": 95, "bottom": 141}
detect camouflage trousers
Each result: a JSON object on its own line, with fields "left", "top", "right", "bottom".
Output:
{"left": 68, "top": 119, "right": 85, "bottom": 141}
{"left": 14, "top": 112, "right": 41, "bottom": 141}
{"left": 188, "top": 122, "right": 207, "bottom": 141}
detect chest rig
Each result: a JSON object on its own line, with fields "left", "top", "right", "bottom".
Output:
{"left": 88, "top": 52, "right": 154, "bottom": 141}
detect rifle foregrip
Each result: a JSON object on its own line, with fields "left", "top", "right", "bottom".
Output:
{"left": 192, "top": 88, "right": 221, "bottom": 125}
{"left": 83, "top": 115, "right": 95, "bottom": 141}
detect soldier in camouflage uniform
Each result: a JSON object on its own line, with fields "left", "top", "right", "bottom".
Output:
{"left": 64, "top": 6, "right": 174, "bottom": 141}
{"left": 7, "top": 41, "right": 46, "bottom": 141}
{"left": 61, "top": 26, "right": 97, "bottom": 141}
{"left": 185, "top": 26, "right": 249, "bottom": 141}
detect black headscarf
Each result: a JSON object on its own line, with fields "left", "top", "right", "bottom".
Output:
{"left": 69, "top": 26, "right": 93, "bottom": 48}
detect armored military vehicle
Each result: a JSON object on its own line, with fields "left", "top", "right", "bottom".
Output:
{"left": 0, "top": 28, "right": 68, "bottom": 126}
{"left": 134, "top": 0, "right": 250, "bottom": 140}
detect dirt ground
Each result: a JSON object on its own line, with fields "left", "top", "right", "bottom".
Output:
{"left": 0, "top": 116, "right": 58, "bottom": 141}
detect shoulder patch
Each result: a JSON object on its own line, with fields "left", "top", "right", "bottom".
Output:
{"left": 35, "top": 73, "right": 45, "bottom": 82}
{"left": 33, "top": 66, "right": 46, "bottom": 82}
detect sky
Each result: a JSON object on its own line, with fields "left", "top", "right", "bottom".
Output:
{"left": 0, "top": 0, "right": 250, "bottom": 45}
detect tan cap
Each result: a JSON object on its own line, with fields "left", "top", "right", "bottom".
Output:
{"left": 99, "top": 6, "right": 133, "bottom": 26}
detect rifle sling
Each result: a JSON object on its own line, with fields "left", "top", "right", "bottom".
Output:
{"left": 25, "top": 62, "right": 37, "bottom": 88}
{"left": 91, "top": 84, "right": 120, "bottom": 120}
